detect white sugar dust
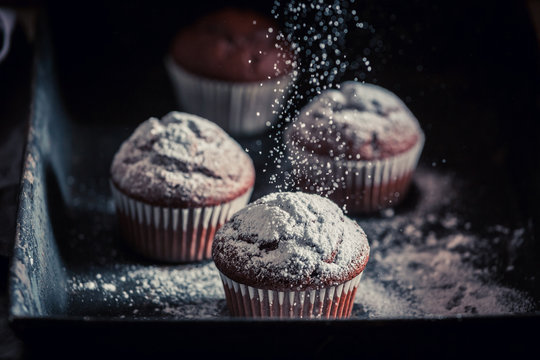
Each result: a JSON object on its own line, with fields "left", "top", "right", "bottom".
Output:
{"left": 266, "top": 0, "right": 375, "bottom": 194}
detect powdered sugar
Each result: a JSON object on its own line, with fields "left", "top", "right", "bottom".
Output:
{"left": 68, "top": 261, "right": 226, "bottom": 319}
{"left": 212, "top": 192, "right": 369, "bottom": 289}
{"left": 285, "top": 81, "right": 422, "bottom": 161}
{"left": 353, "top": 166, "right": 536, "bottom": 318}
{"left": 110, "top": 111, "right": 255, "bottom": 206}
{"left": 101, "top": 283, "right": 117, "bottom": 292}
{"left": 356, "top": 236, "right": 534, "bottom": 318}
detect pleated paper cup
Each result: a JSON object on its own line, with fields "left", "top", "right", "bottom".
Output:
{"left": 164, "top": 56, "right": 294, "bottom": 137}
{"left": 287, "top": 134, "right": 424, "bottom": 213}
{"left": 110, "top": 183, "right": 253, "bottom": 263}
{"left": 218, "top": 272, "right": 364, "bottom": 319}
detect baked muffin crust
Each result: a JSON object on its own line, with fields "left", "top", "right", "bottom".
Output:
{"left": 286, "top": 82, "right": 422, "bottom": 161}
{"left": 110, "top": 111, "right": 255, "bottom": 207}
{"left": 212, "top": 192, "right": 370, "bottom": 291}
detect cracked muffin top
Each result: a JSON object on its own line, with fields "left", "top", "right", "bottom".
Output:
{"left": 212, "top": 191, "right": 370, "bottom": 291}
{"left": 285, "top": 81, "right": 423, "bottom": 161}
{"left": 110, "top": 111, "right": 255, "bottom": 207}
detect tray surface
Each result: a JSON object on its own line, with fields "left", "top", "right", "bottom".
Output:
{"left": 8, "top": 1, "right": 540, "bottom": 354}
{"left": 61, "top": 122, "right": 537, "bottom": 319}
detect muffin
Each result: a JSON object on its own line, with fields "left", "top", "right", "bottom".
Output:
{"left": 212, "top": 191, "right": 370, "bottom": 319}
{"left": 165, "top": 7, "right": 296, "bottom": 137}
{"left": 110, "top": 111, "right": 255, "bottom": 262}
{"left": 284, "top": 81, "right": 424, "bottom": 213}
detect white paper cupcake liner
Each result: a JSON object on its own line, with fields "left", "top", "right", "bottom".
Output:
{"left": 287, "top": 133, "right": 424, "bottom": 213}
{"left": 218, "top": 272, "right": 364, "bottom": 319}
{"left": 110, "top": 184, "right": 253, "bottom": 262}
{"left": 165, "top": 56, "right": 293, "bottom": 137}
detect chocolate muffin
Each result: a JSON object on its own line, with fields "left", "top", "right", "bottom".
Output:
{"left": 110, "top": 111, "right": 255, "bottom": 262}
{"left": 285, "top": 81, "right": 424, "bottom": 213}
{"left": 165, "top": 7, "right": 296, "bottom": 137}
{"left": 212, "top": 191, "right": 370, "bottom": 319}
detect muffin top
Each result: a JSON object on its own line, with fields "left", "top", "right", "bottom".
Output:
{"left": 212, "top": 192, "right": 370, "bottom": 291}
{"left": 110, "top": 112, "right": 255, "bottom": 207}
{"left": 285, "top": 81, "right": 423, "bottom": 161}
{"left": 170, "top": 7, "right": 294, "bottom": 82}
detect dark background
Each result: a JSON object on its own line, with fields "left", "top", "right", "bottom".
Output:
{"left": 1, "top": 0, "right": 540, "bottom": 358}
{"left": 44, "top": 0, "right": 540, "bottom": 170}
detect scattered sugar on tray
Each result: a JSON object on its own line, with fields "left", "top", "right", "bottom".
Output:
{"left": 446, "top": 234, "right": 474, "bottom": 251}
{"left": 102, "top": 283, "right": 116, "bottom": 292}
{"left": 441, "top": 214, "right": 459, "bottom": 229}
{"left": 354, "top": 276, "right": 420, "bottom": 318}
{"left": 351, "top": 166, "right": 536, "bottom": 317}
{"left": 72, "top": 280, "right": 97, "bottom": 291}
{"left": 69, "top": 261, "right": 225, "bottom": 319}
{"left": 358, "top": 240, "right": 534, "bottom": 316}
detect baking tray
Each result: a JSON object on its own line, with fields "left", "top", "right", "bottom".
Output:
{"left": 8, "top": 2, "right": 540, "bottom": 358}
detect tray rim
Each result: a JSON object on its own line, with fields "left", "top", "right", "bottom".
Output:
{"left": 9, "top": 313, "right": 540, "bottom": 357}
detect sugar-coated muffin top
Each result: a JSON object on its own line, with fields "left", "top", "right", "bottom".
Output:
{"left": 285, "top": 81, "right": 423, "bottom": 160}
{"left": 170, "top": 7, "right": 294, "bottom": 82}
{"left": 212, "top": 192, "right": 370, "bottom": 290}
{"left": 110, "top": 112, "right": 255, "bottom": 207}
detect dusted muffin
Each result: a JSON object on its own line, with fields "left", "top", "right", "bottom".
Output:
{"left": 285, "top": 81, "right": 424, "bottom": 213}
{"left": 165, "top": 7, "right": 296, "bottom": 137}
{"left": 110, "top": 111, "right": 255, "bottom": 262}
{"left": 212, "top": 191, "right": 370, "bottom": 319}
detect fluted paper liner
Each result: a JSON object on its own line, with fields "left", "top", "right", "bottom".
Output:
{"left": 165, "top": 56, "right": 293, "bottom": 137}
{"left": 218, "top": 272, "right": 364, "bottom": 319}
{"left": 287, "top": 133, "right": 424, "bottom": 213}
{"left": 111, "top": 184, "right": 252, "bottom": 262}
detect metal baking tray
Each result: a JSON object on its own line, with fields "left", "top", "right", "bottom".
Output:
{"left": 8, "top": 3, "right": 540, "bottom": 358}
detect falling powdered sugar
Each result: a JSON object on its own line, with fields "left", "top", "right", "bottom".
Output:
{"left": 266, "top": 0, "right": 378, "bottom": 189}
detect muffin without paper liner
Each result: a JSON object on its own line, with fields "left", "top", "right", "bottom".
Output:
{"left": 285, "top": 81, "right": 424, "bottom": 213}
{"left": 212, "top": 192, "right": 370, "bottom": 319}
{"left": 110, "top": 112, "right": 255, "bottom": 262}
